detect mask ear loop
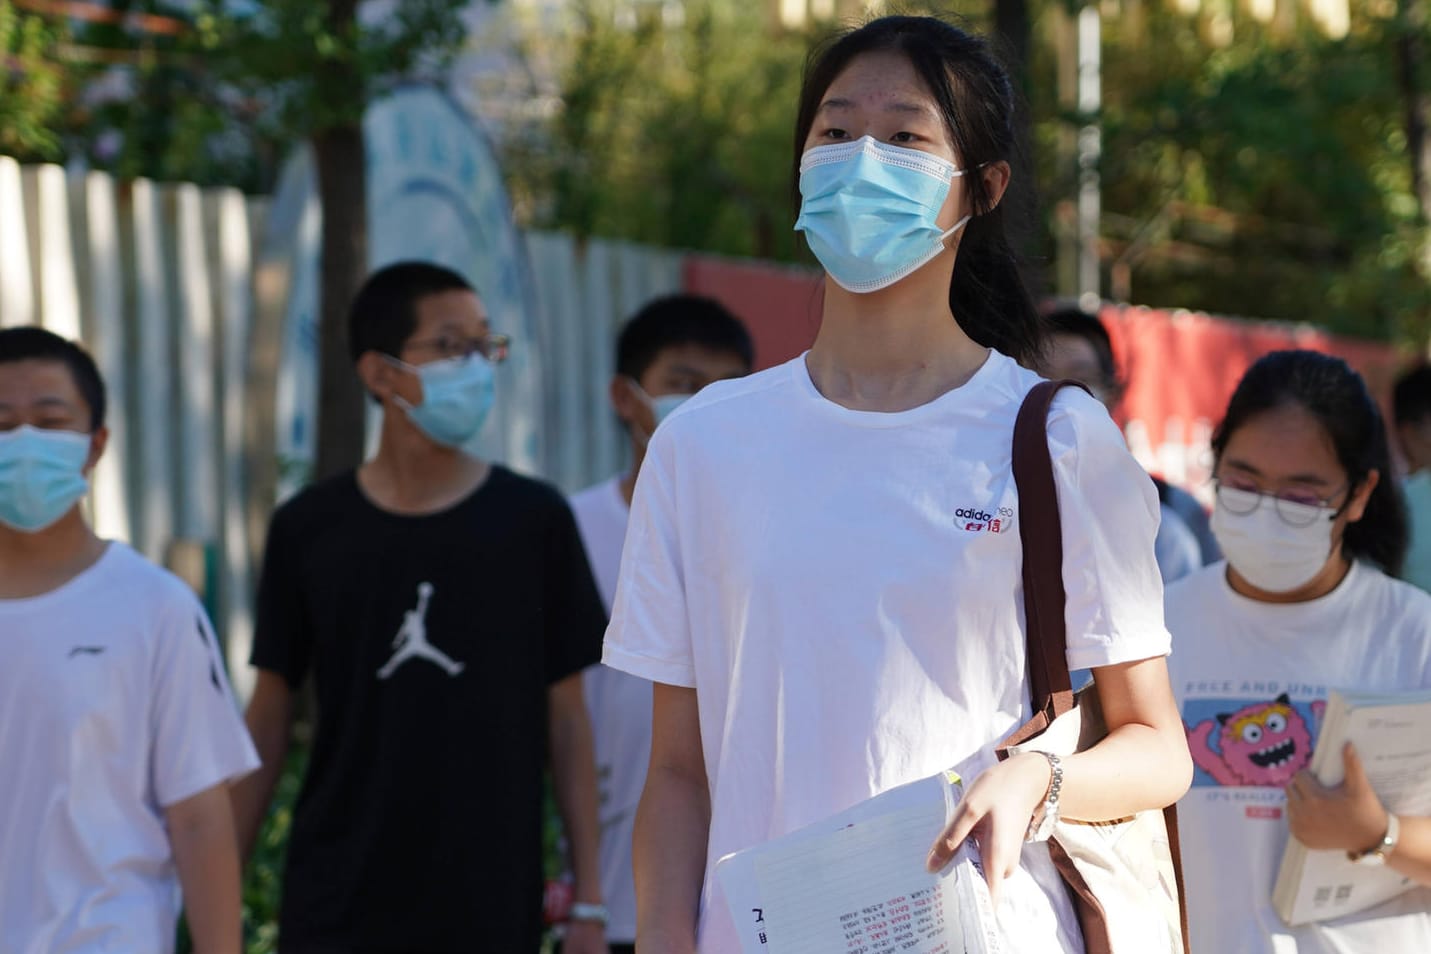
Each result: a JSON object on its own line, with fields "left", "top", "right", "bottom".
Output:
{"left": 937, "top": 163, "right": 985, "bottom": 242}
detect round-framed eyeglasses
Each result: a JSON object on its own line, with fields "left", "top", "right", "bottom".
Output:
{"left": 1213, "top": 478, "right": 1347, "bottom": 528}
{"left": 404, "top": 333, "right": 511, "bottom": 365}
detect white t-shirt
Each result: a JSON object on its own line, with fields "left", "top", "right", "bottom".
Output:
{"left": 0, "top": 543, "right": 260, "bottom": 954}
{"left": 1166, "top": 560, "right": 1431, "bottom": 954}
{"left": 570, "top": 475, "right": 646, "bottom": 943}
{"left": 603, "top": 351, "right": 1172, "bottom": 953}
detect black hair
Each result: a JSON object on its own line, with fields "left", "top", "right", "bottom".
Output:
{"left": 791, "top": 15, "right": 1043, "bottom": 364}
{"left": 615, "top": 294, "right": 755, "bottom": 381}
{"left": 347, "top": 261, "right": 475, "bottom": 362}
{"left": 1393, "top": 364, "right": 1431, "bottom": 427}
{"left": 0, "top": 325, "right": 106, "bottom": 430}
{"left": 1212, "top": 350, "right": 1407, "bottom": 575}
{"left": 1043, "top": 306, "right": 1117, "bottom": 386}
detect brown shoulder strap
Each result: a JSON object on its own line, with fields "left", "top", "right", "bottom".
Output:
{"left": 1012, "top": 380, "right": 1084, "bottom": 718}
{"left": 1013, "top": 380, "right": 1192, "bottom": 953}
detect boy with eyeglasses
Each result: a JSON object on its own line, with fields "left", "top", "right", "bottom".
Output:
{"left": 232, "top": 261, "right": 609, "bottom": 954}
{"left": 0, "top": 326, "right": 257, "bottom": 954}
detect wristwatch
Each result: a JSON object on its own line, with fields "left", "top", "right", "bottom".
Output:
{"left": 1348, "top": 814, "right": 1399, "bottom": 866}
{"left": 569, "top": 902, "right": 610, "bottom": 925}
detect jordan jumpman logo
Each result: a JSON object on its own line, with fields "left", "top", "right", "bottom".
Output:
{"left": 376, "top": 582, "right": 466, "bottom": 680}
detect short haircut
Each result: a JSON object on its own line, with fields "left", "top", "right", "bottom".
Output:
{"left": 348, "top": 261, "right": 475, "bottom": 362}
{"left": 1393, "top": 365, "right": 1431, "bottom": 426}
{"left": 0, "top": 326, "right": 107, "bottom": 430}
{"left": 615, "top": 294, "right": 754, "bottom": 381}
{"left": 1043, "top": 306, "right": 1117, "bottom": 386}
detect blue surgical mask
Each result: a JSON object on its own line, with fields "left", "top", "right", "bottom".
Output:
{"left": 0, "top": 424, "right": 92, "bottom": 532}
{"left": 795, "top": 136, "right": 971, "bottom": 293}
{"left": 388, "top": 353, "right": 496, "bottom": 448}
{"left": 626, "top": 377, "right": 692, "bottom": 427}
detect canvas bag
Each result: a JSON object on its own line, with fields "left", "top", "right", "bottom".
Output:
{"left": 995, "top": 380, "right": 1190, "bottom": 954}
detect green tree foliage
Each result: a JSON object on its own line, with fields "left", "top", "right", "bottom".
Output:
{"left": 0, "top": 0, "right": 66, "bottom": 159}
{"left": 1086, "top": 5, "right": 1431, "bottom": 343}
{"left": 190, "top": 0, "right": 468, "bottom": 137}
{"left": 516, "top": 0, "right": 1431, "bottom": 344}
{"left": 508, "top": 0, "right": 828, "bottom": 261}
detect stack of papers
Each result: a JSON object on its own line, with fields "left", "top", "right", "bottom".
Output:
{"left": 715, "top": 770, "right": 1002, "bottom": 954}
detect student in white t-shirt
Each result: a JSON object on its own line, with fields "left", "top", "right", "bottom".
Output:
{"left": 1165, "top": 350, "right": 1431, "bottom": 953}
{"left": 602, "top": 16, "right": 1192, "bottom": 954}
{"left": 566, "top": 295, "right": 752, "bottom": 953}
{"left": 0, "top": 327, "right": 259, "bottom": 954}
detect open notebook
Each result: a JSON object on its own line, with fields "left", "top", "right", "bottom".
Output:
{"left": 715, "top": 770, "right": 1002, "bottom": 954}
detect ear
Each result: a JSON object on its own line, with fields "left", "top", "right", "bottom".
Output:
{"left": 1343, "top": 469, "right": 1380, "bottom": 524}
{"left": 355, "top": 351, "right": 395, "bottom": 403}
{"left": 976, "top": 160, "right": 1012, "bottom": 215}
{"left": 83, "top": 426, "right": 109, "bottom": 475}
{"left": 610, "top": 375, "right": 640, "bottom": 424}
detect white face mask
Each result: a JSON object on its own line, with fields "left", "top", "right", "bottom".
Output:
{"left": 625, "top": 377, "right": 693, "bottom": 444}
{"left": 1210, "top": 486, "right": 1337, "bottom": 594}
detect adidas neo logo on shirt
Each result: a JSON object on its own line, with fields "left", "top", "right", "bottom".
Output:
{"left": 955, "top": 505, "right": 1013, "bottom": 534}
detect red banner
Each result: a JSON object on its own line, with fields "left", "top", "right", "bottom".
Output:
{"left": 684, "top": 256, "right": 1407, "bottom": 504}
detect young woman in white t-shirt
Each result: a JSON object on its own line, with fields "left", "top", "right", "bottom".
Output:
{"left": 602, "top": 16, "right": 1192, "bottom": 953}
{"left": 1164, "top": 350, "right": 1431, "bottom": 953}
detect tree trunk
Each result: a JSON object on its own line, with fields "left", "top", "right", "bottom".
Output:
{"left": 310, "top": 0, "right": 368, "bottom": 483}
{"left": 993, "top": 0, "right": 1042, "bottom": 281}
{"left": 1399, "top": 0, "right": 1431, "bottom": 223}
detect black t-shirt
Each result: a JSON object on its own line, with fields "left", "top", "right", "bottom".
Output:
{"left": 251, "top": 466, "right": 606, "bottom": 953}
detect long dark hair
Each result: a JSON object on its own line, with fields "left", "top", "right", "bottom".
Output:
{"left": 791, "top": 15, "right": 1043, "bottom": 364}
{"left": 1212, "top": 350, "right": 1408, "bottom": 575}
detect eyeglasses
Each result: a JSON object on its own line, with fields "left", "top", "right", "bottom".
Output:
{"left": 404, "top": 333, "right": 511, "bottom": 364}
{"left": 1213, "top": 478, "right": 1347, "bottom": 528}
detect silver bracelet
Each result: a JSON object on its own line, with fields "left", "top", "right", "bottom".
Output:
{"left": 568, "top": 901, "right": 610, "bottom": 925}
{"left": 1024, "top": 751, "right": 1063, "bottom": 844}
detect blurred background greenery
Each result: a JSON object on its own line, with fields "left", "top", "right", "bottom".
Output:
{"left": 6, "top": 0, "right": 1431, "bottom": 344}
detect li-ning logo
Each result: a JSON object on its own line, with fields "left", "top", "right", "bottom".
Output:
{"left": 956, "top": 505, "right": 1013, "bottom": 534}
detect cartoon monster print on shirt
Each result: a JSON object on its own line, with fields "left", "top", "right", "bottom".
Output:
{"left": 1185, "top": 693, "right": 1326, "bottom": 787}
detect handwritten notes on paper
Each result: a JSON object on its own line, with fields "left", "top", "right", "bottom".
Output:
{"left": 716, "top": 771, "right": 1001, "bottom": 954}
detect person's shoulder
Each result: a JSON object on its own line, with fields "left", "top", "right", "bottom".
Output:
{"left": 1164, "top": 562, "right": 1230, "bottom": 616}
{"left": 980, "top": 351, "right": 1110, "bottom": 427}
{"left": 95, "top": 543, "right": 205, "bottom": 617}
{"left": 487, "top": 464, "right": 572, "bottom": 515}
{"left": 1354, "top": 561, "right": 1431, "bottom": 625}
{"left": 269, "top": 470, "right": 362, "bottom": 531}
{"left": 570, "top": 475, "right": 618, "bottom": 511}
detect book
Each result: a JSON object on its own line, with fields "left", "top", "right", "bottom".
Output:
{"left": 714, "top": 769, "right": 1002, "bottom": 954}
{"left": 1272, "top": 687, "right": 1431, "bottom": 925}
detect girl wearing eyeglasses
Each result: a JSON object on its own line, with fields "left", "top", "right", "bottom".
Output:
{"left": 1165, "top": 349, "right": 1431, "bottom": 953}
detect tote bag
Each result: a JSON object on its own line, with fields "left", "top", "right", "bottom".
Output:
{"left": 995, "top": 380, "right": 1190, "bottom": 954}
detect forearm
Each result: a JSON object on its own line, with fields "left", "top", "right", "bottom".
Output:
{"left": 1051, "top": 659, "right": 1192, "bottom": 823}
{"left": 169, "top": 787, "right": 243, "bottom": 954}
{"left": 1389, "top": 816, "right": 1431, "bottom": 885}
{"left": 232, "top": 671, "right": 293, "bottom": 864}
{"left": 550, "top": 689, "right": 604, "bottom": 902}
{"left": 1056, "top": 720, "right": 1193, "bottom": 822}
{"left": 633, "top": 764, "right": 711, "bottom": 953}
{"left": 231, "top": 735, "right": 287, "bottom": 864}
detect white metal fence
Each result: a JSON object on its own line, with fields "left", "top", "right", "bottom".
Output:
{"left": 0, "top": 156, "right": 683, "bottom": 694}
